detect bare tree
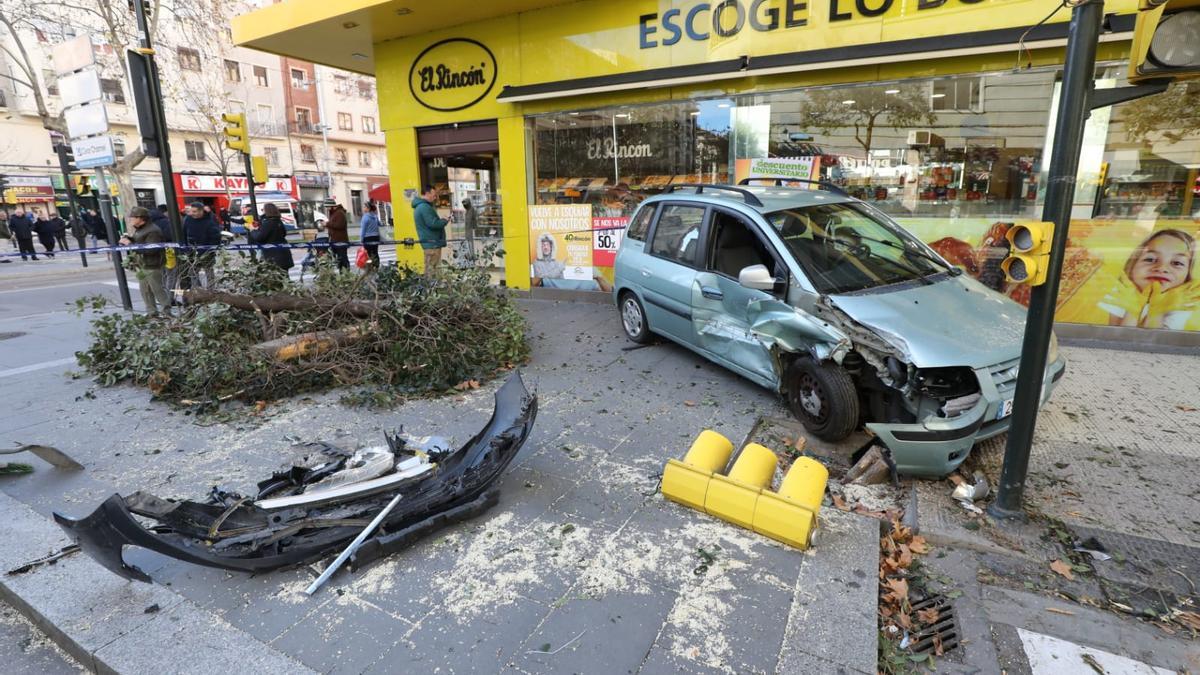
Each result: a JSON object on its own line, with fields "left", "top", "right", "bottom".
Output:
{"left": 797, "top": 84, "right": 937, "bottom": 162}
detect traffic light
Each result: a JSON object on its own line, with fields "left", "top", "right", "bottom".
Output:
{"left": 1129, "top": 0, "right": 1200, "bottom": 83}
{"left": 1001, "top": 221, "right": 1055, "bottom": 285}
{"left": 222, "top": 112, "right": 249, "bottom": 153}
{"left": 54, "top": 144, "right": 78, "bottom": 174}
{"left": 250, "top": 155, "right": 268, "bottom": 185}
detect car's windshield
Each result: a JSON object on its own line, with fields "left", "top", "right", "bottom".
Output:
{"left": 765, "top": 201, "right": 947, "bottom": 294}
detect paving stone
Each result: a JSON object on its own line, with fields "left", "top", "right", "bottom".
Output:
{"left": 0, "top": 600, "right": 83, "bottom": 675}
{"left": 515, "top": 586, "right": 678, "bottom": 675}
{"left": 267, "top": 594, "right": 411, "bottom": 674}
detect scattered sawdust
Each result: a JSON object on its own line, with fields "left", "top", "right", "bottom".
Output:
{"left": 0, "top": 601, "right": 87, "bottom": 671}
{"left": 838, "top": 483, "right": 903, "bottom": 513}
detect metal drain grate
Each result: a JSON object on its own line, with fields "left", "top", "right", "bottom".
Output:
{"left": 0, "top": 332, "right": 26, "bottom": 341}
{"left": 909, "top": 595, "right": 960, "bottom": 655}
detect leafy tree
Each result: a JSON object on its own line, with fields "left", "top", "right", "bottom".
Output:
{"left": 1121, "top": 82, "right": 1200, "bottom": 144}
{"left": 797, "top": 84, "right": 937, "bottom": 161}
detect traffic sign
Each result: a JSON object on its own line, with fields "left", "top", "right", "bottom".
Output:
{"left": 59, "top": 70, "right": 102, "bottom": 108}
{"left": 71, "top": 136, "right": 116, "bottom": 169}
{"left": 52, "top": 34, "right": 95, "bottom": 76}
{"left": 65, "top": 104, "right": 109, "bottom": 139}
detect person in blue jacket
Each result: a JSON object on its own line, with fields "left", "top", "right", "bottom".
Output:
{"left": 182, "top": 202, "right": 221, "bottom": 288}
{"left": 360, "top": 201, "right": 381, "bottom": 269}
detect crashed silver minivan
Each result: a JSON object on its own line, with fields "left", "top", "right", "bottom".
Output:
{"left": 612, "top": 183, "right": 1065, "bottom": 476}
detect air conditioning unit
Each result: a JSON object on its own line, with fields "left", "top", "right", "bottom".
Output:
{"left": 907, "top": 130, "right": 945, "bottom": 147}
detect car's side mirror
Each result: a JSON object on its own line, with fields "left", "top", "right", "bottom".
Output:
{"left": 739, "top": 264, "right": 775, "bottom": 291}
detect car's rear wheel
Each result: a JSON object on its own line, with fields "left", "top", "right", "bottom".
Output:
{"left": 787, "top": 358, "right": 859, "bottom": 442}
{"left": 619, "top": 291, "right": 652, "bottom": 344}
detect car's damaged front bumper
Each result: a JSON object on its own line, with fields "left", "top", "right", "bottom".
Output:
{"left": 53, "top": 372, "right": 537, "bottom": 582}
{"left": 868, "top": 356, "right": 1066, "bottom": 477}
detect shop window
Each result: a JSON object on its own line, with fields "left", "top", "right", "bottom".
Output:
{"left": 224, "top": 59, "right": 240, "bottom": 83}
{"left": 362, "top": 116, "right": 376, "bottom": 133}
{"left": 253, "top": 65, "right": 269, "bottom": 87}
{"left": 98, "top": 78, "right": 125, "bottom": 104}
{"left": 300, "top": 144, "right": 316, "bottom": 163}
{"left": 649, "top": 204, "right": 704, "bottom": 266}
{"left": 264, "top": 147, "right": 279, "bottom": 166}
{"left": 931, "top": 77, "right": 983, "bottom": 112}
{"left": 626, "top": 204, "right": 655, "bottom": 241}
{"left": 337, "top": 112, "right": 352, "bottom": 131}
{"left": 184, "top": 140, "right": 206, "bottom": 161}
{"left": 177, "top": 47, "right": 201, "bottom": 72}
{"left": 358, "top": 151, "right": 370, "bottom": 167}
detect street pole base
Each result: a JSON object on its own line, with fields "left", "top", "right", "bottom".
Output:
{"left": 986, "top": 502, "right": 1028, "bottom": 522}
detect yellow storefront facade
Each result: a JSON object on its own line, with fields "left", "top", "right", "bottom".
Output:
{"left": 235, "top": 0, "right": 1200, "bottom": 344}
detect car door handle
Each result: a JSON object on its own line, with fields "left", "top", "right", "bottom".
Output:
{"left": 640, "top": 268, "right": 651, "bottom": 277}
{"left": 701, "top": 286, "right": 723, "bottom": 300}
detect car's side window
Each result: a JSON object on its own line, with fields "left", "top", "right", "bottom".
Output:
{"left": 707, "top": 210, "right": 778, "bottom": 280}
{"left": 649, "top": 204, "right": 705, "bottom": 266}
{"left": 626, "top": 204, "right": 655, "bottom": 241}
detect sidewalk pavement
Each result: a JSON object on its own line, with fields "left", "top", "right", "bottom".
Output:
{"left": 1, "top": 298, "right": 880, "bottom": 674}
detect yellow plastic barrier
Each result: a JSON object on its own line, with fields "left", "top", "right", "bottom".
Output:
{"left": 661, "top": 430, "right": 734, "bottom": 511}
{"left": 752, "top": 457, "right": 828, "bottom": 549}
{"left": 660, "top": 431, "right": 829, "bottom": 551}
{"left": 703, "top": 444, "right": 777, "bottom": 529}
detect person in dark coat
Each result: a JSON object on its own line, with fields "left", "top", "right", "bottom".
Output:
{"left": 248, "top": 202, "right": 294, "bottom": 272}
{"left": 152, "top": 205, "right": 178, "bottom": 303}
{"left": 120, "top": 207, "right": 171, "bottom": 316}
{"left": 83, "top": 209, "right": 106, "bottom": 246}
{"left": 49, "top": 211, "right": 69, "bottom": 250}
{"left": 9, "top": 207, "right": 37, "bottom": 261}
{"left": 69, "top": 212, "right": 88, "bottom": 250}
{"left": 151, "top": 205, "right": 173, "bottom": 242}
{"left": 32, "top": 208, "right": 56, "bottom": 257}
{"left": 325, "top": 200, "right": 350, "bottom": 270}
{"left": 181, "top": 201, "right": 221, "bottom": 288}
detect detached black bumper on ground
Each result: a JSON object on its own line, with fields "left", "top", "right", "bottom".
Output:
{"left": 54, "top": 372, "right": 537, "bottom": 582}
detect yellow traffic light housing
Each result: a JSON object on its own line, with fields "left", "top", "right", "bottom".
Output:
{"left": 250, "top": 155, "right": 268, "bottom": 185}
{"left": 1002, "top": 221, "right": 1056, "bottom": 286}
{"left": 222, "top": 112, "right": 249, "bottom": 154}
{"left": 1129, "top": 0, "right": 1200, "bottom": 83}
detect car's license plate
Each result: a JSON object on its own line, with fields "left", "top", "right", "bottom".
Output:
{"left": 997, "top": 398, "right": 1014, "bottom": 420}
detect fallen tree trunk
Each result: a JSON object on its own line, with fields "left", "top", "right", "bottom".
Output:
{"left": 253, "top": 325, "right": 370, "bottom": 361}
{"left": 183, "top": 289, "right": 378, "bottom": 319}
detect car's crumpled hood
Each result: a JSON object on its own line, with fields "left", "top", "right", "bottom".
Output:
{"left": 829, "top": 275, "right": 1026, "bottom": 369}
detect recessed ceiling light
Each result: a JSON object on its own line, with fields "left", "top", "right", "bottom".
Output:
{"left": 930, "top": 93, "right": 946, "bottom": 98}
{"left": 342, "top": 21, "right": 358, "bottom": 29}
{"left": 351, "top": 52, "right": 368, "bottom": 60}
{"left": 884, "top": 89, "right": 900, "bottom": 94}
{"left": 395, "top": 7, "right": 412, "bottom": 14}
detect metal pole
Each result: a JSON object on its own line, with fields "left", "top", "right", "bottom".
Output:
{"left": 94, "top": 168, "right": 132, "bottom": 311}
{"left": 989, "top": 0, "right": 1103, "bottom": 519}
{"left": 131, "top": 0, "right": 183, "bottom": 243}
{"left": 56, "top": 145, "right": 87, "bottom": 268}
{"left": 243, "top": 152, "right": 259, "bottom": 262}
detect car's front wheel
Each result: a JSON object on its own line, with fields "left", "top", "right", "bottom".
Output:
{"left": 619, "top": 292, "right": 652, "bottom": 344}
{"left": 787, "top": 358, "right": 860, "bottom": 442}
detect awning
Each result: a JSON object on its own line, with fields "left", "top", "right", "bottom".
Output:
{"left": 368, "top": 181, "right": 391, "bottom": 203}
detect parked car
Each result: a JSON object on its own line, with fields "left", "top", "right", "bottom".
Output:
{"left": 227, "top": 197, "right": 300, "bottom": 234}
{"left": 612, "top": 182, "right": 1066, "bottom": 477}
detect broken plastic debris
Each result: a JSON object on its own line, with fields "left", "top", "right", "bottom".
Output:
{"left": 950, "top": 472, "right": 990, "bottom": 502}
{"left": 1072, "top": 536, "right": 1112, "bottom": 562}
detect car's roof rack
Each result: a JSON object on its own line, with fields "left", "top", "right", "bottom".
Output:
{"left": 664, "top": 183, "right": 764, "bottom": 207}
{"left": 736, "top": 177, "right": 848, "bottom": 196}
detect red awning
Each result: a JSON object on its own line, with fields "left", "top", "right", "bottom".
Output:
{"left": 368, "top": 181, "right": 391, "bottom": 203}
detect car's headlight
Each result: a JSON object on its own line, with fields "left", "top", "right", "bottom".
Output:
{"left": 1047, "top": 332, "right": 1059, "bottom": 365}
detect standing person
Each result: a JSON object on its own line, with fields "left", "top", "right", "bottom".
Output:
{"left": 151, "top": 205, "right": 177, "bottom": 303}
{"left": 0, "top": 210, "right": 11, "bottom": 263}
{"left": 412, "top": 185, "right": 447, "bottom": 276}
{"left": 359, "top": 201, "right": 381, "bottom": 269}
{"left": 83, "top": 208, "right": 105, "bottom": 247}
{"left": 325, "top": 200, "right": 350, "bottom": 270}
{"left": 119, "top": 207, "right": 170, "bottom": 317}
{"left": 33, "top": 208, "right": 56, "bottom": 257}
{"left": 247, "top": 203, "right": 294, "bottom": 273}
{"left": 9, "top": 207, "right": 38, "bottom": 261}
{"left": 182, "top": 201, "right": 220, "bottom": 288}
{"left": 49, "top": 210, "right": 69, "bottom": 251}
{"left": 68, "top": 211, "right": 88, "bottom": 251}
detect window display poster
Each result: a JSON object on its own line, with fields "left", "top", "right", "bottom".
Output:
{"left": 739, "top": 157, "right": 819, "bottom": 186}
{"left": 592, "top": 217, "right": 627, "bottom": 267}
{"left": 529, "top": 204, "right": 595, "bottom": 286}
{"left": 900, "top": 216, "right": 1200, "bottom": 332}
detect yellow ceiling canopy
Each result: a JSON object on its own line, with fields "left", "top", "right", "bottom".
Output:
{"left": 231, "top": 0, "right": 573, "bottom": 74}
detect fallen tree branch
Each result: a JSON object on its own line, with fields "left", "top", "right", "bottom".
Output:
{"left": 254, "top": 325, "right": 371, "bottom": 361}
{"left": 183, "top": 289, "right": 378, "bottom": 319}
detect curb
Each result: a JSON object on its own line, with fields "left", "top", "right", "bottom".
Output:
{"left": 0, "top": 490, "right": 316, "bottom": 675}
